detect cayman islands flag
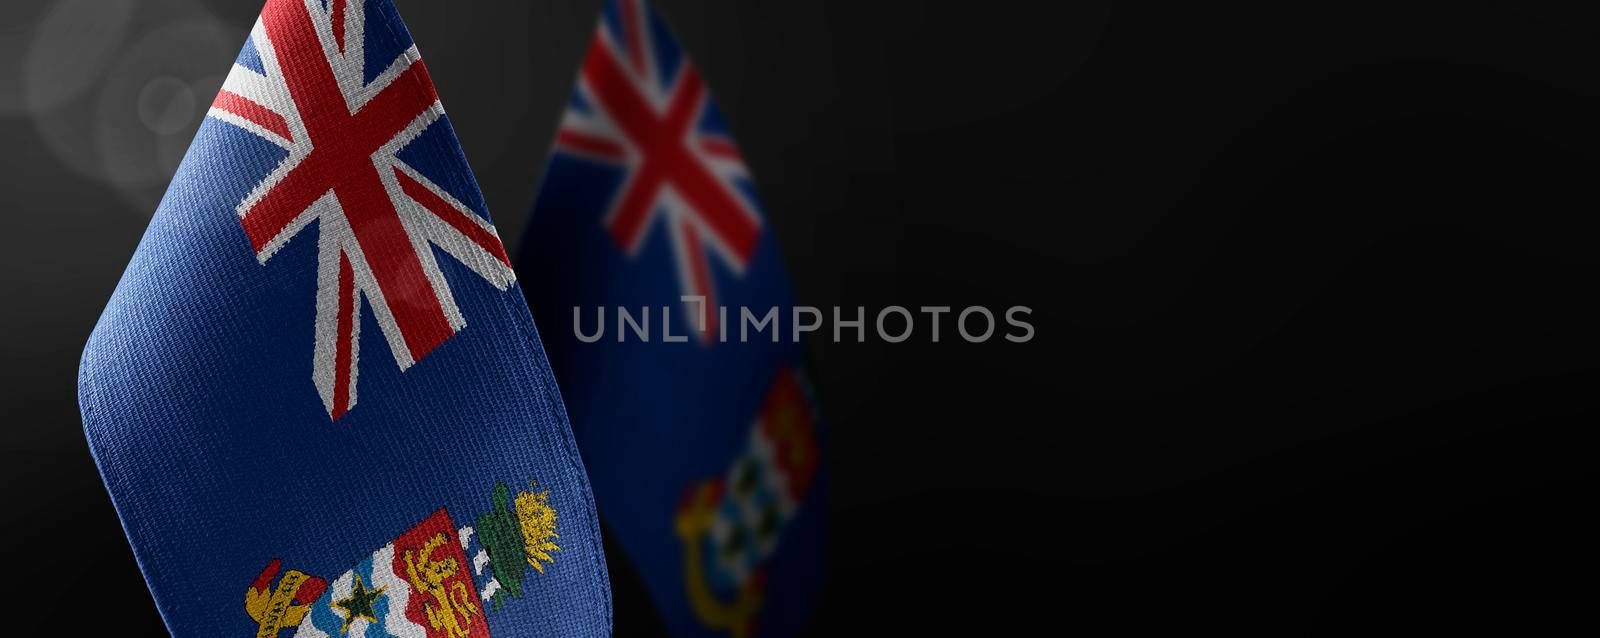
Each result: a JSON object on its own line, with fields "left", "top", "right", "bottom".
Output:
{"left": 77, "top": 1, "right": 610, "bottom": 636}
{"left": 519, "top": 1, "right": 825, "bottom": 636}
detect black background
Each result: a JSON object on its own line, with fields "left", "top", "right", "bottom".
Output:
{"left": 3, "top": 0, "right": 1598, "bottom": 634}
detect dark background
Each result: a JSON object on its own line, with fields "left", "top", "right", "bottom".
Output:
{"left": 3, "top": 0, "right": 1598, "bottom": 634}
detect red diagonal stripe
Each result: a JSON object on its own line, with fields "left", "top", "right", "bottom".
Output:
{"left": 212, "top": 90, "right": 292, "bottom": 142}
{"left": 556, "top": 129, "right": 628, "bottom": 162}
{"left": 331, "top": 0, "right": 347, "bottom": 53}
{"left": 620, "top": 0, "right": 647, "bottom": 77}
{"left": 395, "top": 168, "right": 511, "bottom": 268}
{"left": 698, "top": 136, "right": 742, "bottom": 162}
{"left": 331, "top": 251, "right": 355, "bottom": 420}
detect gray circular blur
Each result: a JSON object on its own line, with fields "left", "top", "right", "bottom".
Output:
{"left": 20, "top": 0, "right": 137, "bottom": 115}
{"left": 136, "top": 76, "right": 200, "bottom": 136}
{"left": 94, "top": 19, "right": 238, "bottom": 211}
{"left": 25, "top": 0, "right": 237, "bottom": 214}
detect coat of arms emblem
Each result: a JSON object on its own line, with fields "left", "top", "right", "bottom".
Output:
{"left": 245, "top": 481, "right": 561, "bottom": 637}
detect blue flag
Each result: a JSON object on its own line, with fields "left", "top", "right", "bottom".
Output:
{"left": 518, "top": 1, "right": 825, "bottom": 636}
{"left": 78, "top": 1, "right": 610, "bottom": 635}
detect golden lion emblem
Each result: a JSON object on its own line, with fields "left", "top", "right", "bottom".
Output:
{"left": 404, "top": 533, "right": 481, "bottom": 638}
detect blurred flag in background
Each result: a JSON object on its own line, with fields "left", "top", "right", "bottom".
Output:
{"left": 77, "top": 1, "right": 610, "bottom": 635}
{"left": 518, "top": 1, "right": 826, "bottom": 636}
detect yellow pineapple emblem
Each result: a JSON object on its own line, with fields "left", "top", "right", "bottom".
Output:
{"left": 515, "top": 483, "right": 561, "bottom": 573}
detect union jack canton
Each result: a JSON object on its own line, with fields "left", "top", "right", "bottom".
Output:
{"left": 210, "top": 0, "right": 515, "bottom": 419}
{"left": 552, "top": 0, "right": 763, "bottom": 337}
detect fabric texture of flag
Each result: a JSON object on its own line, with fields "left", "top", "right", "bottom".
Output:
{"left": 77, "top": 1, "right": 610, "bottom": 635}
{"left": 518, "top": 1, "right": 825, "bottom": 636}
